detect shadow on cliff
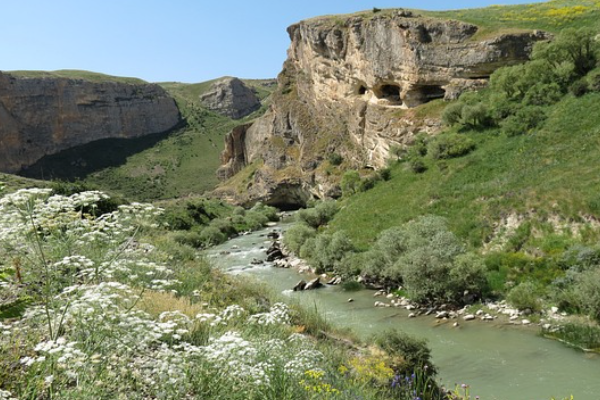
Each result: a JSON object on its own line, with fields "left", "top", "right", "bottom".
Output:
{"left": 17, "top": 126, "right": 183, "bottom": 181}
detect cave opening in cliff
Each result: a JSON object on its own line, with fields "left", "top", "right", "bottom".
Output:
{"left": 357, "top": 85, "right": 367, "bottom": 95}
{"left": 374, "top": 83, "right": 402, "bottom": 104}
{"left": 413, "top": 85, "right": 446, "bottom": 104}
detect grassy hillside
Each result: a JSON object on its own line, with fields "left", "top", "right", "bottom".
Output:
{"left": 424, "top": 0, "right": 600, "bottom": 35}
{"left": 311, "top": 0, "right": 599, "bottom": 37}
{"left": 0, "top": 173, "right": 48, "bottom": 193}
{"left": 331, "top": 92, "right": 600, "bottom": 250}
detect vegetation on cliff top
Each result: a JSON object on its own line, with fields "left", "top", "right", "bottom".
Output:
{"left": 5, "top": 69, "right": 147, "bottom": 84}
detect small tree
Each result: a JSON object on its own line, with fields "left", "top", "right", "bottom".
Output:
{"left": 341, "top": 170, "right": 361, "bottom": 197}
{"left": 533, "top": 27, "right": 600, "bottom": 78}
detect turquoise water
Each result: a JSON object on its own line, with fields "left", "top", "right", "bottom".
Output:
{"left": 205, "top": 220, "right": 600, "bottom": 400}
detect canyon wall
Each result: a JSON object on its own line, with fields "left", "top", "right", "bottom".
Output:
{"left": 0, "top": 72, "right": 180, "bottom": 173}
{"left": 217, "top": 10, "right": 550, "bottom": 206}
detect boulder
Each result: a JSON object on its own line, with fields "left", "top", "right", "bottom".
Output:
{"left": 292, "top": 280, "right": 307, "bottom": 291}
{"left": 304, "top": 277, "right": 322, "bottom": 290}
{"left": 199, "top": 77, "right": 260, "bottom": 119}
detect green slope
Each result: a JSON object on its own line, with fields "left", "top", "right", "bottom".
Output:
{"left": 331, "top": 92, "right": 600, "bottom": 250}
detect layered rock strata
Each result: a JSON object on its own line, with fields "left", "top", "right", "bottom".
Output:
{"left": 217, "top": 10, "right": 550, "bottom": 206}
{"left": 0, "top": 72, "right": 180, "bottom": 173}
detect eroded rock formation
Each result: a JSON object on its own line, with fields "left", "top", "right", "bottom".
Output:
{"left": 200, "top": 77, "right": 261, "bottom": 119}
{"left": 0, "top": 72, "right": 180, "bottom": 173}
{"left": 216, "top": 10, "right": 550, "bottom": 206}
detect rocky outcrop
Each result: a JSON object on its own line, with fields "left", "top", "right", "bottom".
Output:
{"left": 0, "top": 72, "right": 181, "bottom": 173}
{"left": 200, "top": 77, "right": 261, "bottom": 119}
{"left": 217, "top": 9, "right": 550, "bottom": 206}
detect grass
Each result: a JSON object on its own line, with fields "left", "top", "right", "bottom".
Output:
{"left": 0, "top": 173, "right": 48, "bottom": 193}
{"left": 6, "top": 69, "right": 147, "bottom": 84}
{"left": 423, "top": 0, "right": 600, "bottom": 36}
{"left": 330, "top": 92, "right": 600, "bottom": 250}
{"left": 543, "top": 323, "right": 600, "bottom": 352}
{"left": 305, "top": 1, "right": 600, "bottom": 39}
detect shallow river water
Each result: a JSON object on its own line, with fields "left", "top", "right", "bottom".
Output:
{"left": 205, "top": 219, "right": 600, "bottom": 400}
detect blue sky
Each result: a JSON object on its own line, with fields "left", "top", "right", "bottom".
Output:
{"left": 3, "top": 0, "right": 544, "bottom": 83}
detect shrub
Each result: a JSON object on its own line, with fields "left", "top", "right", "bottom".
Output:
{"left": 341, "top": 280, "right": 363, "bottom": 291}
{"left": 199, "top": 226, "right": 227, "bottom": 246}
{"left": 340, "top": 170, "right": 361, "bottom": 197}
{"left": 374, "top": 330, "right": 437, "bottom": 377}
{"left": 378, "top": 167, "right": 392, "bottom": 181}
{"left": 442, "top": 102, "right": 464, "bottom": 126}
{"left": 569, "top": 79, "right": 589, "bottom": 97}
{"left": 533, "top": 27, "right": 599, "bottom": 77}
{"left": 311, "top": 231, "right": 355, "bottom": 274}
{"left": 500, "top": 106, "right": 546, "bottom": 137}
{"left": 328, "top": 152, "right": 343, "bottom": 166}
{"left": 283, "top": 224, "right": 316, "bottom": 254}
{"left": 427, "top": 133, "right": 475, "bottom": 160}
{"left": 296, "top": 200, "right": 339, "bottom": 229}
{"left": 448, "top": 253, "right": 488, "bottom": 303}
{"left": 574, "top": 267, "right": 600, "bottom": 322}
{"left": 523, "top": 82, "right": 563, "bottom": 105}
{"left": 460, "top": 103, "right": 490, "bottom": 128}
{"left": 588, "top": 69, "right": 600, "bottom": 92}
{"left": 408, "top": 157, "right": 427, "bottom": 173}
{"left": 506, "top": 281, "right": 542, "bottom": 312}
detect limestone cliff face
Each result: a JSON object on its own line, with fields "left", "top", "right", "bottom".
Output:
{"left": 0, "top": 72, "right": 180, "bottom": 173}
{"left": 200, "top": 77, "right": 261, "bottom": 119}
{"left": 217, "top": 10, "right": 550, "bottom": 206}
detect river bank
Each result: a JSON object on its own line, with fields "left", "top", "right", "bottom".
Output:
{"left": 205, "top": 218, "right": 600, "bottom": 400}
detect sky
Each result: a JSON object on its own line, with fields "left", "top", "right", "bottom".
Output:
{"left": 2, "top": 0, "right": 545, "bottom": 83}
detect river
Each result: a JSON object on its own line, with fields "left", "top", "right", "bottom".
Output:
{"left": 205, "top": 218, "right": 600, "bottom": 400}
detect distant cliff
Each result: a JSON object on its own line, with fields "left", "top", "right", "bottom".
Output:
{"left": 0, "top": 72, "right": 181, "bottom": 173}
{"left": 216, "top": 9, "right": 550, "bottom": 207}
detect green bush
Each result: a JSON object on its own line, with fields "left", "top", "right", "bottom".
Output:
{"left": 460, "top": 103, "right": 490, "bottom": 128}
{"left": 533, "top": 27, "right": 599, "bottom": 78}
{"left": 448, "top": 253, "right": 488, "bottom": 302}
{"left": 340, "top": 170, "right": 361, "bottom": 197}
{"left": 570, "top": 79, "right": 589, "bottom": 97}
{"left": 283, "top": 224, "right": 316, "bottom": 254}
{"left": 427, "top": 133, "right": 475, "bottom": 160}
{"left": 500, "top": 106, "right": 546, "bottom": 137}
{"left": 574, "top": 267, "right": 600, "bottom": 322}
{"left": 506, "top": 281, "right": 542, "bottom": 311}
{"left": 408, "top": 157, "right": 427, "bottom": 173}
{"left": 588, "top": 69, "right": 600, "bottom": 92}
{"left": 441, "top": 102, "right": 464, "bottom": 126}
{"left": 310, "top": 231, "right": 355, "bottom": 274}
{"left": 199, "top": 226, "right": 227, "bottom": 246}
{"left": 378, "top": 167, "right": 392, "bottom": 181}
{"left": 328, "top": 152, "right": 343, "bottom": 166}
{"left": 374, "top": 330, "right": 438, "bottom": 377}
{"left": 295, "top": 200, "right": 339, "bottom": 229}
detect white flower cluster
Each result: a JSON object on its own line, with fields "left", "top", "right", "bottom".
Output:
{"left": 0, "top": 188, "right": 329, "bottom": 398}
{"left": 0, "top": 389, "right": 17, "bottom": 400}
{"left": 247, "top": 302, "right": 291, "bottom": 325}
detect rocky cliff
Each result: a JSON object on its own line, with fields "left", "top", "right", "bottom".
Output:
{"left": 0, "top": 72, "right": 180, "bottom": 173}
{"left": 216, "top": 10, "right": 550, "bottom": 207}
{"left": 200, "top": 77, "right": 261, "bottom": 119}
